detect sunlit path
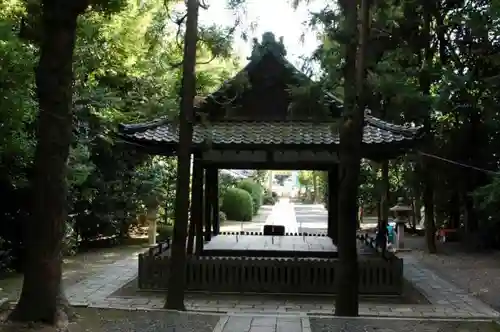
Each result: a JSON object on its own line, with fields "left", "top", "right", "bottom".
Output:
{"left": 294, "top": 203, "right": 328, "bottom": 234}
{"left": 265, "top": 198, "right": 298, "bottom": 233}
{"left": 219, "top": 205, "right": 274, "bottom": 233}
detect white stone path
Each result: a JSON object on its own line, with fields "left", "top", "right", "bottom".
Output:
{"left": 62, "top": 202, "right": 500, "bottom": 332}
{"left": 264, "top": 198, "right": 299, "bottom": 233}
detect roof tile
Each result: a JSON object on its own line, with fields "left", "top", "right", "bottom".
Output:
{"left": 122, "top": 121, "right": 419, "bottom": 146}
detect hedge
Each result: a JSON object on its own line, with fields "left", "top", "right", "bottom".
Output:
{"left": 221, "top": 187, "right": 254, "bottom": 221}
{"left": 237, "top": 180, "right": 263, "bottom": 215}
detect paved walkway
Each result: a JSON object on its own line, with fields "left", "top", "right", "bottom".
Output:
{"left": 220, "top": 205, "right": 274, "bottom": 233}
{"left": 214, "top": 314, "right": 309, "bottom": 332}
{"left": 265, "top": 198, "right": 299, "bottom": 233}
{"left": 294, "top": 203, "right": 328, "bottom": 234}
{"left": 54, "top": 203, "right": 499, "bottom": 331}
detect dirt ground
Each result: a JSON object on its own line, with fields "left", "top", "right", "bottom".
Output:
{"left": 0, "top": 307, "right": 220, "bottom": 332}
{"left": 310, "top": 317, "right": 500, "bottom": 332}
{"left": 0, "top": 238, "right": 149, "bottom": 302}
{"left": 404, "top": 234, "right": 500, "bottom": 311}
{"left": 0, "top": 309, "right": 498, "bottom": 332}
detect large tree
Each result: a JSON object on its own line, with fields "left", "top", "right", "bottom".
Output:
{"left": 9, "top": 0, "right": 94, "bottom": 324}
{"left": 164, "top": 0, "right": 199, "bottom": 310}
{"left": 335, "top": 0, "right": 369, "bottom": 316}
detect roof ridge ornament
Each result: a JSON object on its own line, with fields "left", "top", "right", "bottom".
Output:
{"left": 248, "top": 32, "right": 287, "bottom": 61}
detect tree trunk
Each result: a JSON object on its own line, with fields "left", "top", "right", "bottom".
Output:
{"left": 413, "top": 182, "right": 422, "bottom": 232}
{"left": 463, "top": 194, "right": 477, "bottom": 233}
{"left": 312, "top": 172, "right": 318, "bottom": 203}
{"left": 335, "top": 0, "right": 367, "bottom": 317}
{"left": 186, "top": 220, "right": 195, "bottom": 255}
{"left": 165, "top": 0, "right": 199, "bottom": 310}
{"left": 448, "top": 192, "right": 460, "bottom": 229}
{"left": 8, "top": 1, "right": 85, "bottom": 325}
{"left": 420, "top": 0, "right": 437, "bottom": 254}
{"left": 423, "top": 166, "right": 436, "bottom": 253}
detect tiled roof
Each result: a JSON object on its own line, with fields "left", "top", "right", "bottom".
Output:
{"left": 119, "top": 117, "right": 422, "bottom": 146}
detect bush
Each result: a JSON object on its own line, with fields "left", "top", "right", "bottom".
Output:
{"left": 271, "top": 191, "right": 278, "bottom": 199}
{"left": 237, "top": 180, "right": 263, "bottom": 215}
{"left": 157, "top": 223, "right": 173, "bottom": 242}
{"left": 263, "top": 195, "right": 276, "bottom": 205}
{"left": 221, "top": 188, "right": 254, "bottom": 221}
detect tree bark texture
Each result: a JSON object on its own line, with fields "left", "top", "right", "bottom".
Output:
{"left": 312, "top": 173, "right": 318, "bottom": 203}
{"left": 335, "top": 0, "right": 367, "bottom": 317}
{"left": 165, "top": 0, "right": 199, "bottom": 310}
{"left": 420, "top": 1, "right": 437, "bottom": 254}
{"left": 8, "top": 0, "right": 87, "bottom": 325}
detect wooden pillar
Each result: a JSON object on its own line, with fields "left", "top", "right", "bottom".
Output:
{"left": 327, "top": 165, "right": 339, "bottom": 244}
{"left": 192, "top": 157, "right": 204, "bottom": 255}
{"left": 205, "top": 167, "right": 218, "bottom": 240}
{"left": 212, "top": 168, "right": 220, "bottom": 235}
{"left": 204, "top": 167, "right": 212, "bottom": 241}
{"left": 381, "top": 161, "right": 389, "bottom": 229}
{"left": 186, "top": 216, "right": 195, "bottom": 255}
{"left": 191, "top": 157, "right": 204, "bottom": 255}
{"left": 186, "top": 158, "right": 196, "bottom": 255}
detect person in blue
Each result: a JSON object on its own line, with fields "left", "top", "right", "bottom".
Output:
{"left": 387, "top": 221, "right": 396, "bottom": 245}
{"left": 376, "top": 219, "right": 396, "bottom": 253}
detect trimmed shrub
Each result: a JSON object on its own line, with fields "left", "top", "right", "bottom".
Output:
{"left": 237, "top": 180, "right": 263, "bottom": 215}
{"left": 221, "top": 188, "right": 254, "bottom": 221}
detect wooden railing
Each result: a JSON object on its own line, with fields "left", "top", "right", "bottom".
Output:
{"left": 218, "top": 231, "right": 328, "bottom": 236}
{"left": 138, "top": 254, "right": 403, "bottom": 295}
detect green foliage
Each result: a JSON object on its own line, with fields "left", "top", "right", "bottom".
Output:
{"left": 236, "top": 179, "right": 263, "bottom": 215}
{"left": 221, "top": 187, "right": 253, "bottom": 221}
{"left": 251, "top": 170, "right": 268, "bottom": 185}
{"left": 473, "top": 176, "right": 500, "bottom": 215}
{"left": 218, "top": 172, "right": 238, "bottom": 202}
{"left": 0, "top": 0, "right": 241, "bottom": 262}
{"left": 157, "top": 223, "right": 173, "bottom": 242}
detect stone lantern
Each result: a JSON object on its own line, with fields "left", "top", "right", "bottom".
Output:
{"left": 145, "top": 195, "right": 160, "bottom": 247}
{"left": 390, "top": 197, "right": 412, "bottom": 250}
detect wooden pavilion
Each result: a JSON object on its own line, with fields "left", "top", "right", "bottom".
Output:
{"left": 120, "top": 33, "right": 420, "bottom": 294}
{"left": 119, "top": 31, "right": 422, "bottom": 246}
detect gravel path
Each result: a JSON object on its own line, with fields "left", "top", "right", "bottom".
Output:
{"left": 309, "top": 317, "right": 500, "bottom": 332}
{"left": 70, "top": 308, "right": 220, "bottom": 332}
{"left": 0, "top": 241, "right": 147, "bottom": 302}
{"left": 0, "top": 308, "right": 220, "bottom": 332}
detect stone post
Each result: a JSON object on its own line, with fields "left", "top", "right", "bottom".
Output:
{"left": 147, "top": 206, "right": 158, "bottom": 246}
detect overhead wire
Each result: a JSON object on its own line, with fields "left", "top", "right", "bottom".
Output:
{"left": 417, "top": 150, "right": 500, "bottom": 176}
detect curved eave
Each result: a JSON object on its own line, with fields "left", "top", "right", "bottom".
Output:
{"left": 117, "top": 120, "right": 422, "bottom": 150}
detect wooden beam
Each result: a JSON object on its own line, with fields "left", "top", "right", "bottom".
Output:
{"left": 212, "top": 169, "right": 220, "bottom": 235}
